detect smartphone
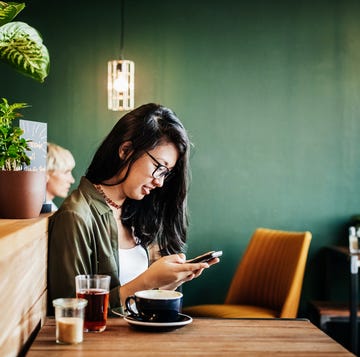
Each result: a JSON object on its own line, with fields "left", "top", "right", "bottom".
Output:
{"left": 187, "top": 250, "right": 223, "bottom": 263}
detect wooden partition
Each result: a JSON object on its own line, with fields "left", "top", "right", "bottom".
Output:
{"left": 0, "top": 214, "right": 49, "bottom": 357}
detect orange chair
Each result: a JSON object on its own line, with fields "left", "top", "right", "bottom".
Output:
{"left": 183, "top": 228, "right": 312, "bottom": 318}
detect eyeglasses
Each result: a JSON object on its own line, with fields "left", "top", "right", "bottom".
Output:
{"left": 145, "top": 151, "right": 172, "bottom": 179}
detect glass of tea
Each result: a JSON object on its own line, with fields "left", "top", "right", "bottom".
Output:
{"left": 75, "top": 274, "right": 111, "bottom": 332}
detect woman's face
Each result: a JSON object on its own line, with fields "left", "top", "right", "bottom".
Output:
{"left": 46, "top": 168, "right": 75, "bottom": 200}
{"left": 120, "top": 142, "right": 179, "bottom": 200}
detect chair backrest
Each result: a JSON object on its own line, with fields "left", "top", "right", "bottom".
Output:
{"left": 224, "top": 228, "right": 312, "bottom": 318}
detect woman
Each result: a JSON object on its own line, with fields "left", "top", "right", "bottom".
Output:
{"left": 45, "top": 142, "right": 75, "bottom": 212}
{"left": 48, "top": 103, "right": 219, "bottom": 313}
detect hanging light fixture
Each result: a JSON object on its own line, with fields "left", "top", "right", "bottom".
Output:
{"left": 108, "top": 0, "right": 135, "bottom": 111}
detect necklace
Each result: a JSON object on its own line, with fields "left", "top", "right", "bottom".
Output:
{"left": 94, "top": 184, "right": 122, "bottom": 210}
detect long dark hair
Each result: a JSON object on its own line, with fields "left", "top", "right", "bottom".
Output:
{"left": 86, "top": 103, "right": 190, "bottom": 255}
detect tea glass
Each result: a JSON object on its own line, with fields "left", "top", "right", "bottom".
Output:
{"left": 75, "top": 274, "right": 110, "bottom": 332}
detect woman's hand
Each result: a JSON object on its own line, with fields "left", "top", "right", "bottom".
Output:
{"left": 145, "top": 253, "right": 209, "bottom": 290}
{"left": 119, "top": 253, "right": 219, "bottom": 305}
{"left": 160, "top": 254, "right": 220, "bottom": 290}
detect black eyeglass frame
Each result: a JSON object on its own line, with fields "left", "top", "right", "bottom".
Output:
{"left": 145, "top": 151, "right": 172, "bottom": 179}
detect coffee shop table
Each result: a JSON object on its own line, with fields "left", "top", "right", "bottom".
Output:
{"left": 27, "top": 317, "right": 354, "bottom": 356}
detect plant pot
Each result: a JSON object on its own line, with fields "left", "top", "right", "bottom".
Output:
{"left": 0, "top": 170, "right": 46, "bottom": 219}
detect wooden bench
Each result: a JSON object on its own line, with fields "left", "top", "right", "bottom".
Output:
{"left": 0, "top": 214, "right": 49, "bottom": 357}
{"left": 308, "top": 300, "right": 360, "bottom": 331}
{"left": 308, "top": 300, "right": 360, "bottom": 353}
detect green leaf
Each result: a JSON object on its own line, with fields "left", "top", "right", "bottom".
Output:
{"left": 0, "top": 98, "right": 31, "bottom": 170}
{"left": 0, "top": 2, "right": 25, "bottom": 26}
{"left": 0, "top": 21, "right": 49, "bottom": 82}
{"left": 0, "top": 97, "right": 29, "bottom": 125}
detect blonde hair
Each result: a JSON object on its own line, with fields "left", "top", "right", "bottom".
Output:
{"left": 47, "top": 142, "right": 75, "bottom": 172}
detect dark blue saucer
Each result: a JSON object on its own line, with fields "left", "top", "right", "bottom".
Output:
{"left": 123, "top": 313, "right": 192, "bottom": 332}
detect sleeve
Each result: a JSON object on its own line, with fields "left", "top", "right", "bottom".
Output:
{"left": 48, "top": 210, "right": 93, "bottom": 305}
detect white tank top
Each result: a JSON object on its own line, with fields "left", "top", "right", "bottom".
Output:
{"left": 119, "top": 245, "right": 148, "bottom": 285}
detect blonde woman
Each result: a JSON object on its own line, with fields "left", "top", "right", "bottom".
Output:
{"left": 45, "top": 142, "right": 75, "bottom": 211}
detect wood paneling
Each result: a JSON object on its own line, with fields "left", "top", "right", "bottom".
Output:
{"left": 0, "top": 215, "right": 49, "bottom": 357}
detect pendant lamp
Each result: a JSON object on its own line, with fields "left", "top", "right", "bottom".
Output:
{"left": 107, "top": 0, "right": 135, "bottom": 111}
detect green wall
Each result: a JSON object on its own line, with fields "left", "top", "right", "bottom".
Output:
{"left": 1, "top": 0, "right": 360, "bottom": 315}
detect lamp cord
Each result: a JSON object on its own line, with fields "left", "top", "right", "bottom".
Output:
{"left": 120, "top": 0, "right": 125, "bottom": 59}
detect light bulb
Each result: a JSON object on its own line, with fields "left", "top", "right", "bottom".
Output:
{"left": 113, "top": 74, "right": 128, "bottom": 92}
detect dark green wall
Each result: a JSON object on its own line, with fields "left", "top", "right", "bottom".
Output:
{"left": 1, "top": 0, "right": 360, "bottom": 314}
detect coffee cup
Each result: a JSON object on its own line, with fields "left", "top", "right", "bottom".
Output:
{"left": 125, "top": 289, "right": 183, "bottom": 322}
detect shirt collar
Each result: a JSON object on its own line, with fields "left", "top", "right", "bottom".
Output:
{"left": 79, "top": 176, "right": 113, "bottom": 215}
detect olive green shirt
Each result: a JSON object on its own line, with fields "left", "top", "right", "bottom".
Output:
{"left": 48, "top": 176, "right": 148, "bottom": 314}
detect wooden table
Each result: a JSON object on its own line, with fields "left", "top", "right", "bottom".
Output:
{"left": 27, "top": 317, "right": 354, "bottom": 356}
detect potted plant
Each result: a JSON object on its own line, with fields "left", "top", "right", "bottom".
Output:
{"left": 0, "top": 98, "right": 46, "bottom": 218}
{"left": 0, "top": 1, "right": 50, "bottom": 218}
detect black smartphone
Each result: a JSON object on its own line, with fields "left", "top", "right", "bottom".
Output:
{"left": 187, "top": 250, "right": 223, "bottom": 263}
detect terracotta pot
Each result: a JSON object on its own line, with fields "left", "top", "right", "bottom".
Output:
{"left": 0, "top": 170, "right": 46, "bottom": 219}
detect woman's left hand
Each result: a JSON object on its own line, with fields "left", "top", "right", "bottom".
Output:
{"left": 159, "top": 254, "right": 220, "bottom": 290}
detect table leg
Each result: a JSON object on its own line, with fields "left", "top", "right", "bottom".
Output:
{"left": 350, "top": 255, "right": 358, "bottom": 356}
